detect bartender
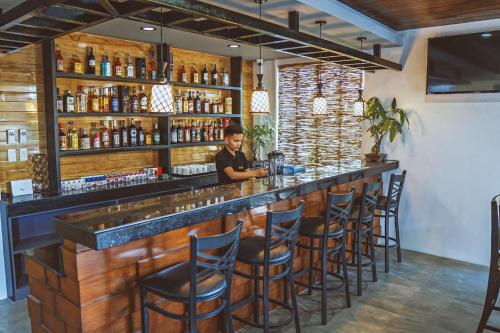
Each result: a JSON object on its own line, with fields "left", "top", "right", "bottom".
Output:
{"left": 215, "top": 124, "right": 268, "bottom": 184}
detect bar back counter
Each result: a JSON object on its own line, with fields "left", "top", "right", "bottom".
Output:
{"left": 19, "top": 160, "right": 397, "bottom": 333}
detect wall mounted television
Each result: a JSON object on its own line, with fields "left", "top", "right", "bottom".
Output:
{"left": 426, "top": 30, "right": 500, "bottom": 94}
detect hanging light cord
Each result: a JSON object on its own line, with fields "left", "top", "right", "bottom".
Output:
{"left": 159, "top": 7, "right": 164, "bottom": 81}
{"left": 318, "top": 22, "right": 322, "bottom": 87}
{"left": 259, "top": 1, "right": 263, "bottom": 75}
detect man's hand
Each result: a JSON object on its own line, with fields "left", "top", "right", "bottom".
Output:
{"left": 254, "top": 168, "right": 268, "bottom": 177}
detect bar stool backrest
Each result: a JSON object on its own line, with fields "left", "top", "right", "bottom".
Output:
{"left": 386, "top": 170, "right": 407, "bottom": 209}
{"left": 359, "top": 182, "right": 381, "bottom": 222}
{"left": 264, "top": 201, "right": 305, "bottom": 265}
{"left": 324, "top": 188, "right": 356, "bottom": 239}
{"left": 491, "top": 196, "right": 500, "bottom": 272}
{"left": 189, "top": 220, "right": 243, "bottom": 300}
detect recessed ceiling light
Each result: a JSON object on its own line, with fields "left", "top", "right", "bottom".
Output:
{"left": 141, "top": 26, "right": 156, "bottom": 31}
{"left": 228, "top": 44, "right": 240, "bottom": 48}
{"left": 481, "top": 32, "right": 493, "bottom": 38}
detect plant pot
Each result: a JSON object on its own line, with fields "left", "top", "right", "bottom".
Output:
{"left": 364, "top": 153, "right": 387, "bottom": 162}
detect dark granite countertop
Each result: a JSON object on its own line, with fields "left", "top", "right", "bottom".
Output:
{"left": 54, "top": 160, "right": 398, "bottom": 250}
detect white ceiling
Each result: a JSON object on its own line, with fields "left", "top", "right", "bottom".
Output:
{"left": 1, "top": 0, "right": 401, "bottom": 61}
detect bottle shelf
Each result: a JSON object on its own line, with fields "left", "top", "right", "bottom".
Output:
{"left": 59, "top": 144, "right": 169, "bottom": 156}
{"left": 56, "top": 72, "right": 157, "bottom": 84}
{"left": 171, "top": 141, "right": 224, "bottom": 148}
{"left": 172, "top": 81, "right": 241, "bottom": 91}
{"left": 169, "top": 114, "right": 241, "bottom": 118}
{"left": 57, "top": 112, "right": 172, "bottom": 118}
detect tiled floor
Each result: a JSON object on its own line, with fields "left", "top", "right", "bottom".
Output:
{"left": 0, "top": 249, "right": 496, "bottom": 333}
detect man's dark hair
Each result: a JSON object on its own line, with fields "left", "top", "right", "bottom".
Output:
{"left": 224, "top": 124, "right": 244, "bottom": 137}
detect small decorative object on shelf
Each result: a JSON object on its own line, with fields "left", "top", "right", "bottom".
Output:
{"left": 32, "top": 154, "right": 49, "bottom": 193}
{"left": 55, "top": 44, "right": 64, "bottom": 72}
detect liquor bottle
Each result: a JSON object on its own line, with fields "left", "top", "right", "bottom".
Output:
{"left": 131, "top": 87, "right": 139, "bottom": 113}
{"left": 70, "top": 54, "right": 83, "bottom": 74}
{"left": 111, "top": 120, "right": 120, "bottom": 148}
{"left": 222, "top": 66, "right": 230, "bottom": 86}
{"left": 203, "top": 93, "right": 210, "bottom": 113}
{"left": 192, "top": 64, "right": 199, "bottom": 84}
{"left": 177, "top": 121, "right": 183, "bottom": 143}
{"left": 194, "top": 91, "right": 201, "bottom": 113}
{"left": 153, "top": 123, "right": 160, "bottom": 145}
{"left": 182, "top": 91, "right": 189, "bottom": 113}
{"left": 190, "top": 121, "right": 196, "bottom": 143}
{"left": 129, "top": 119, "right": 137, "bottom": 146}
{"left": 76, "top": 85, "right": 87, "bottom": 113}
{"left": 113, "top": 53, "right": 122, "bottom": 77}
{"left": 171, "top": 120, "right": 178, "bottom": 144}
{"left": 181, "top": 62, "right": 188, "bottom": 83}
{"left": 110, "top": 87, "right": 120, "bottom": 113}
{"left": 137, "top": 121, "right": 145, "bottom": 146}
{"left": 148, "top": 50, "right": 157, "bottom": 80}
{"left": 219, "top": 119, "right": 225, "bottom": 140}
{"left": 125, "top": 54, "right": 134, "bottom": 78}
{"left": 87, "top": 47, "right": 95, "bottom": 74}
{"left": 80, "top": 129, "right": 90, "bottom": 150}
{"left": 105, "top": 55, "right": 111, "bottom": 77}
{"left": 55, "top": 44, "right": 64, "bottom": 72}
{"left": 187, "top": 91, "right": 194, "bottom": 114}
{"left": 200, "top": 122, "right": 207, "bottom": 142}
{"left": 194, "top": 121, "right": 200, "bottom": 143}
{"left": 120, "top": 120, "right": 128, "bottom": 147}
{"left": 101, "top": 120, "right": 110, "bottom": 148}
{"left": 211, "top": 64, "right": 218, "bottom": 85}
{"left": 90, "top": 86, "right": 100, "bottom": 113}
{"left": 101, "top": 88, "right": 110, "bottom": 113}
{"left": 145, "top": 129, "right": 152, "bottom": 145}
{"left": 56, "top": 88, "right": 63, "bottom": 113}
{"left": 58, "top": 123, "right": 67, "bottom": 150}
{"left": 100, "top": 56, "right": 107, "bottom": 76}
{"left": 184, "top": 121, "right": 191, "bottom": 143}
{"left": 175, "top": 90, "right": 183, "bottom": 114}
{"left": 70, "top": 126, "right": 79, "bottom": 150}
{"left": 64, "top": 90, "right": 75, "bottom": 113}
{"left": 139, "top": 85, "right": 148, "bottom": 113}
{"left": 208, "top": 121, "right": 214, "bottom": 141}
{"left": 90, "top": 122, "right": 101, "bottom": 149}
{"left": 202, "top": 64, "right": 208, "bottom": 84}
{"left": 214, "top": 121, "right": 219, "bottom": 141}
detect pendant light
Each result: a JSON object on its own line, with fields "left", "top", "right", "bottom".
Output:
{"left": 250, "top": 0, "right": 270, "bottom": 114}
{"left": 150, "top": 7, "right": 174, "bottom": 114}
{"left": 353, "top": 37, "right": 367, "bottom": 118}
{"left": 312, "top": 20, "right": 327, "bottom": 115}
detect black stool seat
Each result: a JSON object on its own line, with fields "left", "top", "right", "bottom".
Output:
{"left": 300, "top": 216, "right": 342, "bottom": 237}
{"left": 237, "top": 236, "right": 290, "bottom": 265}
{"left": 376, "top": 195, "right": 397, "bottom": 209}
{"left": 140, "top": 262, "right": 226, "bottom": 302}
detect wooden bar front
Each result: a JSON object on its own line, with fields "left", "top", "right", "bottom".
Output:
{"left": 26, "top": 174, "right": 379, "bottom": 333}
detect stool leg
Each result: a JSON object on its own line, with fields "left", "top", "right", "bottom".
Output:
{"left": 336, "top": 252, "right": 341, "bottom": 274}
{"left": 289, "top": 260, "right": 301, "bottom": 333}
{"left": 140, "top": 288, "right": 149, "bottom": 333}
{"left": 263, "top": 264, "right": 270, "bottom": 333}
{"left": 384, "top": 209, "right": 390, "bottom": 273}
{"left": 369, "top": 225, "right": 378, "bottom": 283}
{"left": 224, "top": 289, "right": 234, "bottom": 333}
{"left": 350, "top": 224, "right": 356, "bottom": 265}
{"left": 477, "top": 278, "right": 500, "bottom": 333}
{"left": 321, "top": 239, "right": 328, "bottom": 325}
{"left": 308, "top": 238, "right": 314, "bottom": 295}
{"left": 341, "top": 242, "right": 351, "bottom": 308}
{"left": 357, "top": 227, "right": 362, "bottom": 296}
{"left": 188, "top": 297, "right": 196, "bottom": 333}
{"left": 395, "top": 209, "right": 402, "bottom": 262}
{"left": 253, "top": 265, "right": 260, "bottom": 325}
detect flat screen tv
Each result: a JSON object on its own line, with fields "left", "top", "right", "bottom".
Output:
{"left": 426, "top": 30, "right": 500, "bottom": 94}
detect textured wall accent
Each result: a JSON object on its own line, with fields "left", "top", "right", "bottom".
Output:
{"left": 278, "top": 63, "right": 362, "bottom": 166}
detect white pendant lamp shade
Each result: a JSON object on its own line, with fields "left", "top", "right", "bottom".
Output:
{"left": 353, "top": 89, "right": 365, "bottom": 117}
{"left": 251, "top": 72, "right": 270, "bottom": 114}
{"left": 312, "top": 95, "right": 328, "bottom": 115}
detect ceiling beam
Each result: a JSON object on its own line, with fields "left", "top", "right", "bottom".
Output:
{"left": 0, "top": 0, "right": 66, "bottom": 31}
{"left": 97, "top": 0, "right": 120, "bottom": 17}
{"left": 296, "top": 0, "right": 402, "bottom": 46}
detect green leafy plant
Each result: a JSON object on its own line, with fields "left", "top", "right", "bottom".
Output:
{"left": 364, "top": 97, "right": 409, "bottom": 155}
{"left": 243, "top": 121, "right": 275, "bottom": 160}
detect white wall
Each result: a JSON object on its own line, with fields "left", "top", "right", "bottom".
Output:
{"left": 364, "top": 18, "right": 500, "bottom": 266}
{"left": 0, "top": 214, "right": 6, "bottom": 300}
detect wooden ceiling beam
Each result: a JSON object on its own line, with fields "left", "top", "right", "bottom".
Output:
{"left": 0, "top": 32, "right": 40, "bottom": 43}
{"left": 0, "top": 0, "right": 66, "bottom": 31}
{"left": 97, "top": 0, "right": 120, "bottom": 17}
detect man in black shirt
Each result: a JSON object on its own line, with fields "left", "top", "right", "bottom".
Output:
{"left": 215, "top": 124, "right": 268, "bottom": 184}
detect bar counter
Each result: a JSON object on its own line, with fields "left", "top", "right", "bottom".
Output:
{"left": 26, "top": 160, "right": 398, "bottom": 333}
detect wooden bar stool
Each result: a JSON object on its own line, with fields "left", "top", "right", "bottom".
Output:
{"left": 295, "top": 189, "right": 355, "bottom": 325}
{"left": 374, "top": 170, "right": 407, "bottom": 273}
{"left": 232, "top": 201, "right": 304, "bottom": 333}
{"left": 347, "top": 181, "right": 380, "bottom": 296}
{"left": 477, "top": 195, "right": 500, "bottom": 333}
{"left": 139, "top": 221, "right": 243, "bottom": 333}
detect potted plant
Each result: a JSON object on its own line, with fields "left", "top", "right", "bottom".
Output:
{"left": 364, "top": 97, "right": 409, "bottom": 162}
{"left": 243, "top": 121, "right": 275, "bottom": 161}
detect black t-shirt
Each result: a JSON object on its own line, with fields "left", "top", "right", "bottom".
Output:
{"left": 215, "top": 147, "right": 249, "bottom": 184}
